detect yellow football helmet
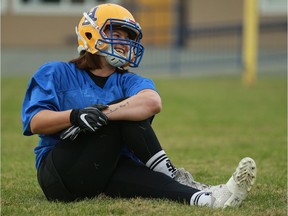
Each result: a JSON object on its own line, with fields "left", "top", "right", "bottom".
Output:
{"left": 76, "top": 3, "right": 144, "bottom": 68}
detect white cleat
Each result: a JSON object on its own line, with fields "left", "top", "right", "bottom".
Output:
{"left": 223, "top": 157, "right": 257, "bottom": 208}
{"left": 176, "top": 157, "right": 257, "bottom": 208}
{"left": 178, "top": 157, "right": 257, "bottom": 208}
{"left": 206, "top": 184, "right": 231, "bottom": 208}
{"left": 174, "top": 168, "right": 211, "bottom": 190}
{"left": 206, "top": 157, "right": 257, "bottom": 208}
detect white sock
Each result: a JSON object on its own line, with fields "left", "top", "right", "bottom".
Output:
{"left": 145, "top": 150, "right": 177, "bottom": 178}
{"left": 190, "top": 191, "right": 213, "bottom": 207}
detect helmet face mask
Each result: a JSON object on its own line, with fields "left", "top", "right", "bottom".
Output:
{"left": 75, "top": 4, "right": 144, "bottom": 68}
{"left": 96, "top": 18, "right": 144, "bottom": 68}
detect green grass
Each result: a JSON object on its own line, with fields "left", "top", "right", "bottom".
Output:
{"left": 1, "top": 75, "right": 287, "bottom": 216}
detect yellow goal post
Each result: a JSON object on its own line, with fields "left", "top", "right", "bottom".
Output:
{"left": 242, "top": 0, "right": 259, "bottom": 86}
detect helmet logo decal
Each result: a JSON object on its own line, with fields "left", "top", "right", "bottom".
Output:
{"left": 82, "top": 7, "right": 98, "bottom": 26}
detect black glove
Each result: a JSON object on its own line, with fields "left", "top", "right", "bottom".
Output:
{"left": 70, "top": 105, "right": 109, "bottom": 132}
{"left": 60, "top": 125, "right": 81, "bottom": 140}
{"left": 60, "top": 104, "right": 109, "bottom": 140}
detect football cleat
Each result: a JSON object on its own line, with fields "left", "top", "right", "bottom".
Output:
{"left": 207, "top": 184, "right": 232, "bottom": 208}
{"left": 207, "top": 157, "right": 257, "bottom": 208}
{"left": 174, "top": 168, "right": 211, "bottom": 190}
{"left": 176, "top": 157, "right": 257, "bottom": 208}
{"left": 222, "top": 157, "right": 257, "bottom": 208}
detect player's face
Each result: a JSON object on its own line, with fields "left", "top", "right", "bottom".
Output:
{"left": 104, "top": 28, "right": 130, "bottom": 56}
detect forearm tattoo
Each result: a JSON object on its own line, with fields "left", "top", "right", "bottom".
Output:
{"left": 106, "top": 101, "right": 129, "bottom": 116}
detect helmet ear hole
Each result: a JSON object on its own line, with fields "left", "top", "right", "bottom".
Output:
{"left": 85, "top": 32, "right": 92, "bottom": 40}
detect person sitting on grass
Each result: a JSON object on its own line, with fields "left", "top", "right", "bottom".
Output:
{"left": 21, "top": 3, "right": 256, "bottom": 208}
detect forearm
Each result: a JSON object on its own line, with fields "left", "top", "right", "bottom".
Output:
{"left": 30, "top": 110, "right": 72, "bottom": 134}
{"left": 103, "top": 90, "right": 162, "bottom": 121}
{"left": 30, "top": 90, "right": 161, "bottom": 134}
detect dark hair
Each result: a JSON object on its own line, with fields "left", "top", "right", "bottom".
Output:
{"left": 69, "top": 51, "right": 101, "bottom": 71}
{"left": 69, "top": 51, "right": 127, "bottom": 73}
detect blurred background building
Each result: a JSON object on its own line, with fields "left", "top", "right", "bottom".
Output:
{"left": 1, "top": 0, "right": 287, "bottom": 76}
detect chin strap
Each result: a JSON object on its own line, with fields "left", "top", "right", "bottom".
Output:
{"left": 75, "top": 26, "right": 88, "bottom": 53}
{"left": 97, "top": 45, "right": 129, "bottom": 67}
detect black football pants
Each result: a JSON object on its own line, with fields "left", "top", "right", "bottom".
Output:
{"left": 37, "top": 120, "right": 199, "bottom": 203}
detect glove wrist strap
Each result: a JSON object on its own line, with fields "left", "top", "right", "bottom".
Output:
{"left": 70, "top": 109, "right": 79, "bottom": 126}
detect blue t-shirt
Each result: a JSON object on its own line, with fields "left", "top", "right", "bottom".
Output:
{"left": 22, "top": 61, "right": 157, "bottom": 169}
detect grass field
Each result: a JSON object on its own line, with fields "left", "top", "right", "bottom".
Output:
{"left": 1, "top": 75, "right": 287, "bottom": 216}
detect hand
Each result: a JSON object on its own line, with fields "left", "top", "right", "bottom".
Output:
{"left": 60, "top": 125, "right": 81, "bottom": 140}
{"left": 70, "top": 104, "right": 109, "bottom": 132}
{"left": 60, "top": 104, "right": 108, "bottom": 140}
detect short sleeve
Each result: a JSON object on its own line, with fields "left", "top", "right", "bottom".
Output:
{"left": 21, "top": 63, "right": 60, "bottom": 136}
{"left": 122, "top": 73, "right": 158, "bottom": 97}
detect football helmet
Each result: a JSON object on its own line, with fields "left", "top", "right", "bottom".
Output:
{"left": 75, "top": 3, "right": 144, "bottom": 68}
